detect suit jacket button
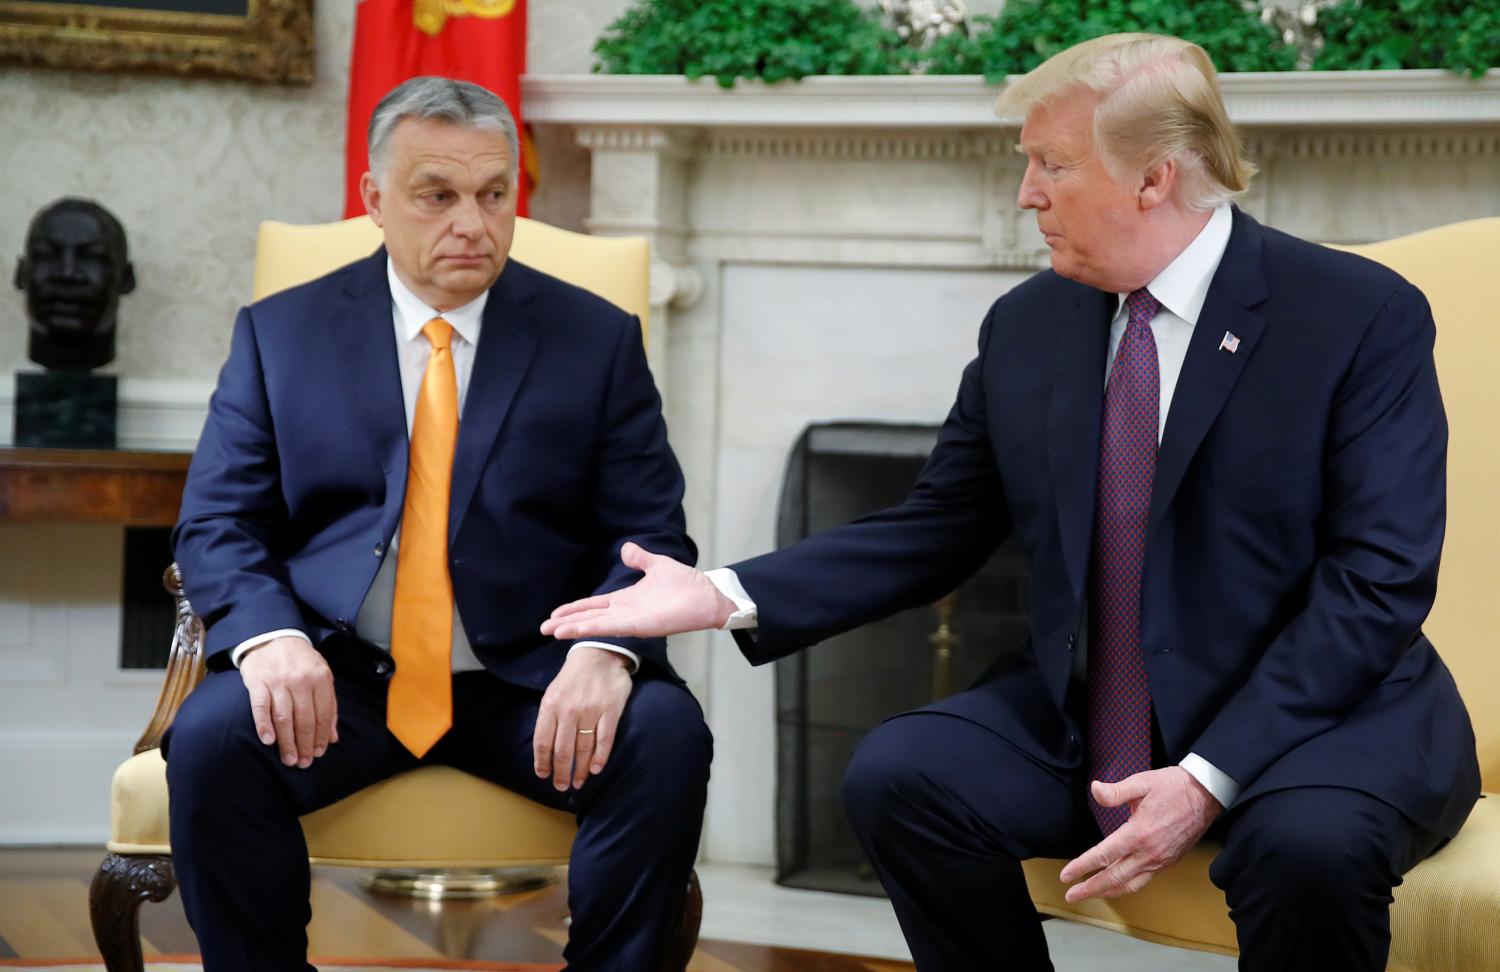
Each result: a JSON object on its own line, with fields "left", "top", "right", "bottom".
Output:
{"left": 374, "top": 659, "right": 393, "bottom": 677}
{"left": 1066, "top": 634, "right": 1077, "bottom": 652}
{"left": 374, "top": 542, "right": 385, "bottom": 556}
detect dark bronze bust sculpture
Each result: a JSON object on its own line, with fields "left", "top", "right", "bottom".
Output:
{"left": 12, "top": 198, "right": 134, "bottom": 447}
{"left": 14, "top": 197, "right": 135, "bottom": 372}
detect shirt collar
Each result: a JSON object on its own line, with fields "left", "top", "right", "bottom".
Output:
{"left": 1117, "top": 203, "right": 1233, "bottom": 327}
{"left": 386, "top": 257, "right": 487, "bottom": 348}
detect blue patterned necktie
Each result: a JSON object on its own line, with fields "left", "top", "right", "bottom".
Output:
{"left": 1087, "top": 287, "right": 1161, "bottom": 835}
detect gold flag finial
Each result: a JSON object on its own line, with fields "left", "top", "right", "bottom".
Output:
{"left": 413, "top": 0, "right": 447, "bottom": 35}
{"left": 413, "top": 0, "right": 516, "bottom": 36}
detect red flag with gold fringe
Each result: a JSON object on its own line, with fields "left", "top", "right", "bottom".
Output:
{"left": 343, "top": 0, "right": 531, "bottom": 218}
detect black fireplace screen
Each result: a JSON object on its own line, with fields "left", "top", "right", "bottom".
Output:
{"left": 774, "top": 422, "right": 1031, "bottom": 895}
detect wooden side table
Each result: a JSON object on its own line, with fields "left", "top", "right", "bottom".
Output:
{"left": 0, "top": 448, "right": 191, "bottom": 526}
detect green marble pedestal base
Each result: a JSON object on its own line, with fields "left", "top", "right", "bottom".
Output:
{"left": 14, "top": 370, "right": 118, "bottom": 448}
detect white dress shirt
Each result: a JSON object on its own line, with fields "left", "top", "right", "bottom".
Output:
{"left": 708, "top": 204, "right": 1242, "bottom": 806}
{"left": 231, "top": 258, "right": 639, "bottom": 672}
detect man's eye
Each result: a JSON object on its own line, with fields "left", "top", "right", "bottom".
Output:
{"left": 424, "top": 192, "right": 449, "bottom": 205}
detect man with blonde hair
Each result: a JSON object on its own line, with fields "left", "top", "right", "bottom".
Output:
{"left": 542, "top": 33, "right": 1479, "bottom": 970}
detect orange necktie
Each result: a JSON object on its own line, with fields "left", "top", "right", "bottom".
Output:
{"left": 387, "top": 318, "right": 458, "bottom": 757}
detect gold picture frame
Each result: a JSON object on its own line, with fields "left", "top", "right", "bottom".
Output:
{"left": 0, "top": 0, "right": 314, "bottom": 84}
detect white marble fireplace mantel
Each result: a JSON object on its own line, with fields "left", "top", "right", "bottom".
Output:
{"left": 522, "top": 71, "right": 1500, "bottom": 868}
{"left": 524, "top": 70, "right": 1500, "bottom": 301}
{"left": 527, "top": 69, "right": 1500, "bottom": 128}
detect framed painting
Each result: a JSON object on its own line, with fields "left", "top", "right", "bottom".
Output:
{"left": 0, "top": 0, "right": 314, "bottom": 83}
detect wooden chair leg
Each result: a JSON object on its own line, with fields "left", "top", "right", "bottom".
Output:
{"left": 662, "top": 868, "right": 703, "bottom": 972}
{"left": 89, "top": 853, "right": 176, "bottom": 972}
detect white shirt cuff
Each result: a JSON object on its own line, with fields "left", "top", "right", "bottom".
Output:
{"left": 705, "top": 567, "right": 758, "bottom": 630}
{"left": 230, "top": 629, "right": 310, "bottom": 668}
{"left": 570, "top": 641, "right": 640, "bottom": 673}
{"left": 1181, "top": 752, "right": 1242, "bottom": 808}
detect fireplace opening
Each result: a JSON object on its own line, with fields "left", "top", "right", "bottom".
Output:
{"left": 772, "top": 421, "right": 1032, "bottom": 896}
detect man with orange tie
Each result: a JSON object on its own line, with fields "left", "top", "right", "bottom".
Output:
{"left": 165, "top": 76, "right": 709, "bottom": 972}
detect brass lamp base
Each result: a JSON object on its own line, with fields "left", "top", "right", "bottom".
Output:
{"left": 364, "top": 866, "right": 559, "bottom": 900}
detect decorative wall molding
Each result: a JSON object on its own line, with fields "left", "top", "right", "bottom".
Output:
{"left": 574, "top": 122, "right": 1500, "bottom": 170}
{"left": 701, "top": 129, "right": 1500, "bottom": 163}
{"left": 1220, "top": 70, "right": 1500, "bottom": 126}
{"left": 705, "top": 131, "right": 985, "bottom": 161}
{"left": 543, "top": 75, "right": 1500, "bottom": 278}
{"left": 526, "top": 70, "right": 1500, "bottom": 130}
{"left": 650, "top": 259, "right": 705, "bottom": 310}
{"left": 575, "top": 125, "right": 701, "bottom": 157}
{"left": 1263, "top": 131, "right": 1500, "bottom": 159}
{"left": 550, "top": 78, "right": 1500, "bottom": 295}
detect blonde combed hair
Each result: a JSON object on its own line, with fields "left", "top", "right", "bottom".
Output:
{"left": 994, "top": 33, "right": 1256, "bottom": 212}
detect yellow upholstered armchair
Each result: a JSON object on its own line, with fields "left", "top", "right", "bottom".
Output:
{"left": 88, "top": 216, "right": 700, "bottom": 972}
{"left": 1023, "top": 217, "right": 1500, "bottom": 971}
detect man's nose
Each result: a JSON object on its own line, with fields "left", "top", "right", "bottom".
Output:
{"left": 59, "top": 249, "right": 83, "bottom": 279}
{"left": 450, "top": 196, "right": 483, "bottom": 238}
{"left": 1017, "top": 164, "right": 1045, "bottom": 211}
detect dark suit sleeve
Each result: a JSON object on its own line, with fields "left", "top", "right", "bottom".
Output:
{"left": 731, "top": 310, "right": 1014, "bottom": 664}
{"left": 572, "top": 314, "right": 696, "bottom": 675}
{"left": 1191, "top": 283, "right": 1447, "bottom": 791}
{"left": 172, "top": 306, "right": 304, "bottom": 663}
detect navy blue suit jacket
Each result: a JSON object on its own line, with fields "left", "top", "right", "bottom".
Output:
{"left": 733, "top": 209, "right": 1479, "bottom": 838}
{"left": 174, "top": 249, "right": 694, "bottom": 690}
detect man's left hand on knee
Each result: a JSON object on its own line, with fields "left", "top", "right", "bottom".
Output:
{"left": 533, "top": 645, "right": 634, "bottom": 792}
{"left": 1060, "top": 767, "right": 1223, "bottom": 902}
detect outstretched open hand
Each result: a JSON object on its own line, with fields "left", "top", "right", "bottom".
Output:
{"left": 541, "top": 542, "right": 737, "bottom": 640}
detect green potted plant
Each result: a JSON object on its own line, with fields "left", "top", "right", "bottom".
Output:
{"left": 594, "top": 0, "right": 1498, "bottom": 84}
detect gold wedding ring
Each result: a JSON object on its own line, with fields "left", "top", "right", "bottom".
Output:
{"left": 576, "top": 728, "right": 596, "bottom": 735}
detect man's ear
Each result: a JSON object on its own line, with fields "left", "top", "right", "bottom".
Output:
{"left": 360, "top": 172, "right": 385, "bottom": 228}
{"left": 13, "top": 257, "right": 26, "bottom": 291}
{"left": 119, "top": 261, "right": 137, "bottom": 295}
{"left": 1138, "top": 157, "right": 1179, "bottom": 211}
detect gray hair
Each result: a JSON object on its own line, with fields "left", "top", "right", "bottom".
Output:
{"left": 367, "top": 76, "right": 520, "bottom": 186}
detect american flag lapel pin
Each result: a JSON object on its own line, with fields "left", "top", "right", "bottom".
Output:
{"left": 1219, "top": 331, "right": 1241, "bottom": 354}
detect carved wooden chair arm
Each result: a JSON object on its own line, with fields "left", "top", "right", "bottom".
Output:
{"left": 132, "top": 563, "right": 206, "bottom": 754}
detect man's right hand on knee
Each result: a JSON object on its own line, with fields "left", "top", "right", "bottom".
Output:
{"left": 238, "top": 636, "right": 339, "bottom": 769}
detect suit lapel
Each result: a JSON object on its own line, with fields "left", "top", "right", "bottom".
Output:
{"left": 448, "top": 260, "right": 540, "bottom": 542}
{"left": 1048, "top": 286, "right": 1116, "bottom": 601}
{"left": 333, "top": 248, "right": 410, "bottom": 537}
{"left": 1146, "top": 210, "right": 1269, "bottom": 538}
